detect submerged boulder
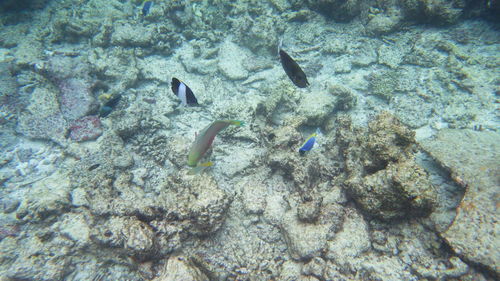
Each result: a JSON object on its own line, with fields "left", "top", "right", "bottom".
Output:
{"left": 338, "top": 112, "right": 437, "bottom": 220}
{"left": 306, "top": 0, "right": 362, "bottom": 22}
{"left": 420, "top": 129, "right": 500, "bottom": 275}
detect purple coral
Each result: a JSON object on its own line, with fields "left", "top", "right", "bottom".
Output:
{"left": 69, "top": 115, "right": 103, "bottom": 142}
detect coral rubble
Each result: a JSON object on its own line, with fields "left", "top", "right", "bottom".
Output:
{"left": 0, "top": 0, "right": 498, "bottom": 280}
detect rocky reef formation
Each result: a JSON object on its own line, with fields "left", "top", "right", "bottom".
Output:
{"left": 339, "top": 112, "right": 437, "bottom": 220}
{"left": 0, "top": 0, "right": 498, "bottom": 280}
{"left": 421, "top": 129, "right": 500, "bottom": 277}
{"left": 15, "top": 55, "right": 100, "bottom": 145}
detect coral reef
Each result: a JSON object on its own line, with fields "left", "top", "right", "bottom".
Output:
{"left": 0, "top": 0, "right": 498, "bottom": 279}
{"left": 16, "top": 88, "right": 68, "bottom": 145}
{"left": 0, "top": 62, "right": 22, "bottom": 126}
{"left": 339, "top": 112, "right": 437, "bottom": 220}
{"left": 306, "top": 0, "right": 363, "bottom": 22}
{"left": 68, "top": 115, "right": 103, "bottom": 142}
{"left": 152, "top": 256, "right": 208, "bottom": 281}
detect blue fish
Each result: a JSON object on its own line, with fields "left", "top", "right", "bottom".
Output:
{"left": 299, "top": 128, "right": 321, "bottom": 156}
{"left": 142, "top": 0, "right": 153, "bottom": 16}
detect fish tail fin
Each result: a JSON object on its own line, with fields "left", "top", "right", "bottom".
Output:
{"left": 314, "top": 128, "right": 323, "bottom": 148}
{"left": 188, "top": 161, "right": 214, "bottom": 175}
{"left": 229, "top": 120, "right": 245, "bottom": 126}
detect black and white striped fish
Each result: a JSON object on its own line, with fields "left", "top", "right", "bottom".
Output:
{"left": 171, "top": 78, "right": 198, "bottom": 106}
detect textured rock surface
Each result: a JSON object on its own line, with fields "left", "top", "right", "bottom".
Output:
{"left": 15, "top": 171, "right": 71, "bottom": 222}
{"left": 68, "top": 115, "right": 102, "bottom": 142}
{"left": 281, "top": 210, "right": 329, "bottom": 260}
{"left": 217, "top": 39, "right": 250, "bottom": 80}
{"left": 341, "top": 112, "right": 437, "bottom": 220}
{"left": 16, "top": 87, "right": 68, "bottom": 144}
{"left": 325, "top": 207, "right": 370, "bottom": 266}
{"left": 1, "top": 0, "right": 498, "bottom": 280}
{"left": 306, "top": 0, "right": 362, "bottom": 22}
{"left": 58, "top": 78, "right": 95, "bottom": 122}
{"left": 420, "top": 129, "right": 500, "bottom": 275}
{"left": 153, "top": 256, "right": 208, "bottom": 281}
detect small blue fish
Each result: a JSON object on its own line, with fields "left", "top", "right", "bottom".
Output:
{"left": 299, "top": 128, "right": 321, "bottom": 156}
{"left": 142, "top": 0, "right": 153, "bottom": 16}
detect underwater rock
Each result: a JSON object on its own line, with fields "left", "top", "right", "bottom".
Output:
{"left": 15, "top": 171, "right": 71, "bottom": 222}
{"left": 266, "top": 122, "right": 341, "bottom": 191}
{"left": 137, "top": 55, "right": 173, "bottom": 83}
{"left": 85, "top": 170, "right": 230, "bottom": 257}
{"left": 239, "top": 178, "right": 267, "bottom": 215}
{"left": 0, "top": 233, "right": 73, "bottom": 280}
{"left": 325, "top": 207, "right": 370, "bottom": 267}
{"left": 111, "top": 22, "right": 156, "bottom": 47}
{"left": 401, "top": 0, "right": 465, "bottom": 25}
{"left": 180, "top": 175, "right": 231, "bottom": 236}
{"left": 347, "top": 159, "right": 437, "bottom": 220}
{"left": 153, "top": 256, "right": 208, "bottom": 281}
{"left": 302, "top": 257, "right": 326, "bottom": 279}
{"left": 56, "top": 212, "right": 92, "bottom": 248}
{"left": 217, "top": 40, "right": 250, "bottom": 80}
{"left": 70, "top": 187, "right": 89, "bottom": 207}
{"left": 44, "top": 55, "right": 91, "bottom": 81}
{"left": 363, "top": 111, "right": 416, "bottom": 169}
{"left": 297, "top": 90, "right": 338, "bottom": 126}
{"left": 0, "top": 224, "right": 19, "bottom": 241}
{"left": 365, "top": 13, "right": 401, "bottom": 35}
{"left": 69, "top": 116, "right": 103, "bottom": 142}
{"left": 351, "top": 43, "right": 377, "bottom": 67}
{"left": 297, "top": 197, "right": 322, "bottom": 223}
{"left": 377, "top": 44, "right": 405, "bottom": 69}
{"left": 234, "top": 14, "right": 284, "bottom": 55}
{"left": 420, "top": 129, "right": 500, "bottom": 275}
{"left": 279, "top": 260, "right": 303, "bottom": 280}
{"left": 13, "top": 38, "right": 43, "bottom": 67}
{"left": 328, "top": 84, "right": 357, "bottom": 112}
{"left": 88, "top": 47, "right": 139, "bottom": 91}
{"left": 92, "top": 216, "right": 156, "bottom": 260}
{"left": 281, "top": 210, "right": 329, "bottom": 260}
{"left": 394, "top": 94, "right": 433, "bottom": 129}
{"left": 412, "top": 256, "right": 469, "bottom": 280}
{"left": 306, "top": 0, "right": 362, "bottom": 22}
{"left": 340, "top": 112, "right": 437, "bottom": 220}
{"left": 51, "top": 16, "right": 99, "bottom": 43}
{"left": 16, "top": 112, "right": 67, "bottom": 145}
{"left": 0, "top": 62, "right": 20, "bottom": 124}
{"left": 122, "top": 219, "right": 156, "bottom": 259}
{"left": 58, "top": 78, "right": 96, "bottom": 122}
{"left": 368, "top": 70, "right": 400, "bottom": 101}
{"left": 331, "top": 55, "right": 352, "bottom": 73}
{"left": 264, "top": 194, "right": 289, "bottom": 226}
{"left": 16, "top": 87, "right": 68, "bottom": 144}
{"left": 0, "top": 0, "right": 50, "bottom": 12}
